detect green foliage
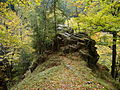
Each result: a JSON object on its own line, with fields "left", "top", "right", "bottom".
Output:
{"left": 75, "top": 1, "right": 120, "bottom": 33}
{"left": 29, "top": 7, "right": 54, "bottom": 53}
{"left": 1, "top": 0, "right": 120, "bottom": 89}
{"left": 0, "top": 0, "right": 38, "bottom": 86}
{"left": 28, "top": 0, "right": 67, "bottom": 54}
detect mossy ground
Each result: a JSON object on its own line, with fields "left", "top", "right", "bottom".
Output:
{"left": 10, "top": 52, "right": 118, "bottom": 90}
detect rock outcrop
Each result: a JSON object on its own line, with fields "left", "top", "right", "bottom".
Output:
{"left": 30, "top": 32, "right": 99, "bottom": 73}
{"left": 53, "top": 32, "right": 99, "bottom": 68}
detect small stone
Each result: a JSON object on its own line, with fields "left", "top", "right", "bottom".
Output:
{"left": 86, "top": 81, "right": 92, "bottom": 84}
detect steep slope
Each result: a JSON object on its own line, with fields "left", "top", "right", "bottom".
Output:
{"left": 10, "top": 53, "right": 116, "bottom": 90}
{"left": 10, "top": 32, "right": 118, "bottom": 90}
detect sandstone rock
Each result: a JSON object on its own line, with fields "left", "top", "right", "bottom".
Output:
{"left": 53, "top": 32, "right": 99, "bottom": 67}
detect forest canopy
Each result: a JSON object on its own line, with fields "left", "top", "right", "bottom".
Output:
{"left": 0, "top": 0, "right": 120, "bottom": 89}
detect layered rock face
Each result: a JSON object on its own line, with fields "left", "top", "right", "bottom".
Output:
{"left": 53, "top": 32, "right": 99, "bottom": 67}
{"left": 30, "top": 32, "right": 99, "bottom": 72}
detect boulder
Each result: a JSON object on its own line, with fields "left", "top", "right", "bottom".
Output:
{"left": 53, "top": 32, "right": 99, "bottom": 67}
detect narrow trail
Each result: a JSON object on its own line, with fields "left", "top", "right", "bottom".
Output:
{"left": 10, "top": 53, "right": 117, "bottom": 90}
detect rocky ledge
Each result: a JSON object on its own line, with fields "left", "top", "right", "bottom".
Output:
{"left": 53, "top": 32, "right": 99, "bottom": 68}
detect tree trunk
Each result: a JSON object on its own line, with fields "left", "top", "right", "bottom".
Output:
{"left": 111, "top": 31, "right": 117, "bottom": 78}
{"left": 75, "top": 7, "right": 80, "bottom": 31}
{"left": 54, "top": 0, "right": 57, "bottom": 35}
{"left": 53, "top": 0, "right": 59, "bottom": 51}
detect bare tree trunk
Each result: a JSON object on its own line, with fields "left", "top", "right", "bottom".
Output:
{"left": 111, "top": 31, "right": 117, "bottom": 78}
{"left": 53, "top": 0, "right": 60, "bottom": 51}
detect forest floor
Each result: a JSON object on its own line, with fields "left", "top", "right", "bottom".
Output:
{"left": 10, "top": 52, "right": 118, "bottom": 90}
